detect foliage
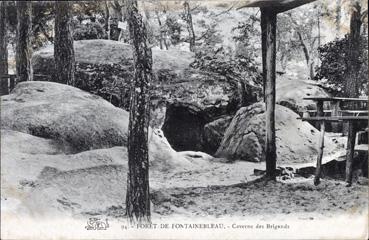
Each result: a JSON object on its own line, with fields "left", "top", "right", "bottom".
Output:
{"left": 74, "top": 62, "right": 131, "bottom": 109}
{"left": 232, "top": 19, "right": 258, "bottom": 44}
{"left": 73, "top": 21, "right": 107, "bottom": 40}
{"left": 232, "top": 18, "right": 260, "bottom": 61}
{"left": 191, "top": 49, "right": 261, "bottom": 83}
{"left": 5, "top": 1, "right": 55, "bottom": 49}
{"left": 276, "top": 3, "right": 322, "bottom": 72}
{"left": 165, "top": 14, "right": 181, "bottom": 45}
{"left": 191, "top": 17, "right": 262, "bottom": 94}
{"left": 189, "top": 10, "right": 263, "bottom": 93}
{"left": 314, "top": 35, "right": 368, "bottom": 96}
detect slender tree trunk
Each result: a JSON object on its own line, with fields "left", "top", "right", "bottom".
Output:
{"left": 104, "top": 1, "right": 110, "bottom": 39}
{"left": 16, "top": 1, "right": 32, "bottom": 82}
{"left": 183, "top": 1, "right": 195, "bottom": 52}
{"left": 125, "top": 0, "right": 152, "bottom": 224}
{"left": 296, "top": 31, "right": 314, "bottom": 78}
{"left": 344, "top": 1, "right": 362, "bottom": 186}
{"left": 335, "top": 0, "right": 341, "bottom": 38}
{"left": 344, "top": 3, "right": 362, "bottom": 98}
{"left": 0, "top": 1, "right": 8, "bottom": 95}
{"left": 110, "top": 0, "right": 123, "bottom": 41}
{"left": 261, "top": 8, "right": 277, "bottom": 180}
{"left": 54, "top": 1, "right": 75, "bottom": 85}
{"left": 155, "top": 11, "right": 163, "bottom": 50}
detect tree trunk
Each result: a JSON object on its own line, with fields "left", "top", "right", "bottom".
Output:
{"left": 55, "top": 1, "right": 75, "bottom": 86}
{"left": 110, "top": 0, "right": 123, "bottom": 41}
{"left": 261, "top": 8, "right": 277, "bottom": 180}
{"left": 155, "top": 11, "right": 163, "bottom": 50}
{"left": 125, "top": 0, "right": 152, "bottom": 224}
{"left": 335, "top": 0, "right": 341, "bottom": 38}
{"left": 104, "top": 1, "right": 110, "bottom": 39}
{"left": 344, "top": 1, "right": 362, "bottom": 186}
{"left": 183, "top": 1, "right": 195, "bottom": 52}
{"left": 296, "top": 30, "right": 314, "bottom": 78}
{"left": 0, "top": 1, "right": 8, "bottom": 95}
{"left": 16, "top": 1, "right": 32, "bottom": 83}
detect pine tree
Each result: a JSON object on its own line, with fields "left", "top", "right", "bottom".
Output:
{"left": 0, "top": 1, "right": 8, "bottom": 95}
{"left": 16, "top": 1, "right": 32, "bottom": 82}
{"left": 344, "top": 1, "right": 363, "bottom": 186}
{"left": 54, "top": 1, "right": 75, "bottom": 85}
{"left": 125, "top": 0, "right": 152, "bottom": 223}
{"left": 183, "top": 1, "right": 195, "bottom": 52}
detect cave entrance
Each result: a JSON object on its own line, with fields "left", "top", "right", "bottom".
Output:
{"left": 162, "top": 104, "right": 208, "bottom": 152}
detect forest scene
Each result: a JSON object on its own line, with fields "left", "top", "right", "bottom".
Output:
{"left": 1, "top": 0, "right": 368, "bottom": 239}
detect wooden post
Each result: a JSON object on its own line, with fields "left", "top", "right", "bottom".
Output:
{"left": 345, "top": 121, "right": 357, "bottom": 186}
{"left": 331, "top": 100, "right": 341, "bottom": 132}
{"left": 261, "top": 8, "right": 277, "bottom": 180}
{"left": 314, "top": 100, "right": 325, "bottom": 185}
{"left": 9, "top": 75, "right": 15, "bottom": 92}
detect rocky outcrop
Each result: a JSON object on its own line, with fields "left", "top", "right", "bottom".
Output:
{"left": 32, "top": 40, "right": 261, "bottom": 152}
{"left": 215, "top": 102, "right": 339, "bottom": 164}
{"left": 32, "top": 40, "right": 258, "bottom": 112}
{"left": 203, "top": 115, "right": 233, "bottom": 154}
{"left": 1, "top": 81, "right": 215, "bottom": 216}
{"left": 1, "top": 81, "right": 129, "bottom": 152}
{"left": 276, "top": 77, "right": 330, "bottom": 114}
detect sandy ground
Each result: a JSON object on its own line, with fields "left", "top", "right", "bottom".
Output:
{"left": 0, "top": 119, "right": 367, "bottom": 240}
{"left": 151, "top": 177, "right": 368, "bottom": 220}
{"left": 2, "top": 128, "right": 366, "bottom": 221}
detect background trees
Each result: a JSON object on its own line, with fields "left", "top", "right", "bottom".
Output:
{"left": 55, "top": 1, "right": 75, "bottom": 85}
{"left": 16, "top": 1, "right": 32, "bottom": 82}
{"left": 182, "top": 1, "right": 195, "bottom": 52}
{"left": 0, "top": 1, "right": 8, "bottom": 95}
{"left": 315, "top": 1, "right": 368, "bottom": 96}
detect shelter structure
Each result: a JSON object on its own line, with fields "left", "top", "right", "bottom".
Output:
{"left": 238, "top": 0, "right": 317, "bottom": 179}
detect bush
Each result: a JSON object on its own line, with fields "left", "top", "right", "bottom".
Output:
{"left": 73, "top": 22, "right": 107, "bottom": 40}
{"left": 190, "top": 18, "right": 262, "bottom": 90}
{"left": 190, "top": 48, "right": 262, "bottom": 105}
{"left": 166, "top": 15, "right": 181, "bottom": 45}
{"left": 74, "top": 62, "right": 132, "bottom": 110}
{"left": 315, "top": 35, "right": 368, "bottom": 96}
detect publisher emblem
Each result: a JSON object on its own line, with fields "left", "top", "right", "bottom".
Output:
{"left": 85, "top": 218, "right": 109, "bottom": 230}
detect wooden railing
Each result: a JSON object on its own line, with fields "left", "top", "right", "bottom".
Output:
{"left": 299, "top": 97, "right": 368, "bottom": 186}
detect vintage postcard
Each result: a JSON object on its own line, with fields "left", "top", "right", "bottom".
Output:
{"left": 1, "top": 0, "right": 368, "bottom": 239}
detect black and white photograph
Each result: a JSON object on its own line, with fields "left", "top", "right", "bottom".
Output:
{"left": 0, "top": 0, "right": 368, "bottom": 239}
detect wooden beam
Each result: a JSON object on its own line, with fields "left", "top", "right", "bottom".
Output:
{"left": 261, "top": 8, "right": 277, "bottom": 180}
{"left": 238, "top": 0, "right": 317, "bottom": 13}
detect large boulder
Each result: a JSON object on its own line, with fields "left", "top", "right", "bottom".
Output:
{"left": 276, "top": 70, "right": 330, "bottom": 114}
{"left": 203, "top": 115, "right": 233, "bottom": 154}
{"left": 1, "top": 81, "right": 129, "bottom": 152}
{"left": 215, "top": 102, "right": 340, "bottom": 164}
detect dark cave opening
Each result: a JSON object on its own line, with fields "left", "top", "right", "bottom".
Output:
{"left": 162, "top": 104, "right": 208, "bottom": 152}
